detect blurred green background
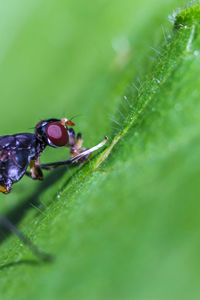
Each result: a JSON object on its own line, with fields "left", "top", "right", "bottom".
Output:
{"left": 1, "top": 0, "right": 200, "bottom": 299}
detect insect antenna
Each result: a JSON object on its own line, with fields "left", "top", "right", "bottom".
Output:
{"left": 68, "top": 113, "right": 83, "bottom": 121}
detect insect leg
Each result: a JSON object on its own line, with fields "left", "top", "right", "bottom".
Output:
{"left": 39, "top": 136, "right": 108, "bottom": 169}
{"left": 26, "top": 160, "right": 44, "bottom": 180}
{"left": 0, "top": 185, "right": 10, "bottom": 194}
{"left": 0, "top": 214, "right": 52, "bottom": 261}
{"left": 0, "top": 181, "right": 12, "bottom": 194}
{"left": 76, "top": 133, "right": 83, "bottom": 148}
{"left": 68, "top": 128, "right": 82, "bottom": 149}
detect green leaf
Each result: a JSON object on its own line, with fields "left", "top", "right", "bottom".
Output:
{"left": 0, "top": 1, "right": 200, "bottom": 300}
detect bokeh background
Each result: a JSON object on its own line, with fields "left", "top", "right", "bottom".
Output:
{"left": 1, "top": 0, "right": 200, "bottom": 299}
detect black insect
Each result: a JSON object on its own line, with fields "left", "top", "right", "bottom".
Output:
{"left": 0, "top": 118, "right": 108, "bottom": 260}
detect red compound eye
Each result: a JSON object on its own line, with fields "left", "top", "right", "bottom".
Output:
{"left": 46, "top": 122, "right": 68, "bottom": 146}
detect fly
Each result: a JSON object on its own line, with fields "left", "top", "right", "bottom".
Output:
{"left": 0, "top": 118, "right": 108, "bottom": 260}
